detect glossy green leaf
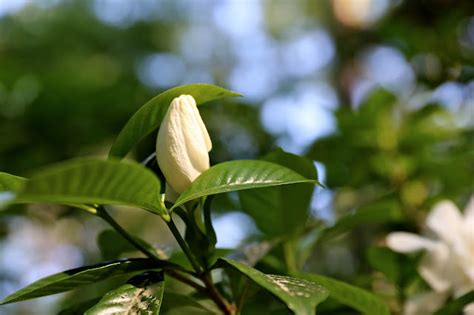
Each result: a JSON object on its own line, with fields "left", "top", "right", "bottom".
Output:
{"left": 218, "top": 258, "right": 329, "bottom": 315}
{"left": 299, "top": 273, "right": 390, "bottom": 315}
{"left": 239, "top": 149, "right": 317, "bottom": 237}
{"left": 16, "top": 158, "right": 167, "bottom": 217}
{"left": 85, "top": 271, "right": 165, "bottom": 315}
{"left": 1, "top": 259, "right": 159, "bottom": 305}
{"left": 172, "top": 160, "right": 318, "bottom": 210}
{"left": 109, "top": 84, "right": 240, "bottom": 159}
{"left": 434, "top": 290, "right": 474, "bottom": 315}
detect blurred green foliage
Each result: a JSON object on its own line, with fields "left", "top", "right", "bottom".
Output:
{"left": 0, "top": 0, "right": 473, "bottom": 314}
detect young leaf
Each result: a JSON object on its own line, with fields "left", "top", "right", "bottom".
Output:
{"left": 16, "top": 158, "right": 167, "bottom": 217}
{"left": 172, "top": 160, "right": 318, "bottom": 210}
{"left": 298, "top": 273, "right": 390, "bottom": 315}
{"left": 109, "top": 84, "right": 240, "bottom": 159}
{"left": 85, "top": 271, "right": 165, "bottom": 315}
{"left": 217, "top": 258, "right": 329, "bottom": 315}
{"left": 0, "top": 259, "right": 159, "bottom": 305}
{"left": 239, "top": 149, "right": 318, "bottom": 237}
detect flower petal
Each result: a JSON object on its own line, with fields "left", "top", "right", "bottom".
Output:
{"left": 464, "top": 302, "right": 474, "bottom": 315}
{"left": 386, "top": 232, "right": 434, "bottom": 253}
{"left": 426, "top": 200, "right": 463, "bottom": 244}
{"left": 464, "top": 196, "right": 474, "bottom": 236}
{"left": 465, "top": 196, "right": 474, "bottom": 220}
{"left": 419, "top": 243, "right": 453, "bottom": 292}
{"left": 156, "top": 95, "right": 211, "bottom": 193}
{"left": 404, "top": 291, "right": 448, "bottom": 315}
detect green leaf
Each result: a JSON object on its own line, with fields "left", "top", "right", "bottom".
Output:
{"left": 367, "top": 246, "right": 417, "bottom": 287}
{"left": 109, "top": 84, "right": 240, "bottom": 159}
{"left": 0, "top": 172, "right": 25, "bottom": 208}
{"left": 85, "top": 271, "right": 165, "bottom": 315}
{"left": 299, "top": 273, "right": 390, "bottom": 315}
{"left": 319, "top": 200, "right": 402, "bottom": 242}
{"left": 218, "top": 258, "right": 329, "bottom": 315}
{"left": 16, "top": 158, "right": 167, "bottom": 217}
{"left": 1, "top": 259, "right": 159, "bottom": 305}
{"left": 160, "top": 292, "right": 218, "bottom": 315}
{"left": 58, "top": 297, "right": 102, "bottom": 315}
{"left": 172, "top": 160, "right": 318, "bottom": 210}
{"left": 98, "top": 229, "right": 137, "bottom": 260}
{"left": 433, "top": 290, "right": 474, "bottom": 315}
{"left": 98, "top": 229, "right": 164, "bottom": 261}
{"left": 239, "top": 149, "right": 317, "bottom": 237}
{"left": 0, "top": 172, "right": 25, "bottom": 192}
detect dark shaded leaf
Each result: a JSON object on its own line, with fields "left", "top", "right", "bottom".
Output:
{"left": 319, "top": 200, "right": 402, "bottom": 242}
{"left": 239, "top": 149, "right": 317, "bottom": 236}
{"left": 1, "top": 259, "right": 159, "bottom": 305}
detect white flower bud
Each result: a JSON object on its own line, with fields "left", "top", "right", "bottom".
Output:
{"left": 156, "top": 95, "right": 212, "bottom": 197}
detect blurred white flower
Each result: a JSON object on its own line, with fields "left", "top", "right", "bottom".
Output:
{"left": 156, "top": 95, "right": 212, "bottom": 199}
{"left": 386, "top": 197, "right": 474, "bottom": 315}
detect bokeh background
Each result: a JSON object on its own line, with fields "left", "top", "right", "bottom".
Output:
{"left": 0, "top": 0, "right": 473, "bottom": 314}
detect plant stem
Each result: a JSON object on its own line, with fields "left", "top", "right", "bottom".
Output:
{"left": 97, "top": 206, "right": 161, "bottom": 261}
{"left": 236, "top": 279, "right": 250, "bottom": 315}
{"left": 166, "top": 217, "right": 203, "bottom": 274}
{"left": 165, "top": 269, "right": 206, "bottom": 292}
{"left": 283, "top": 239, "right": 298, "bottom": 275}
{"left": 167, "top": 215, "right": 235, "bottom": 314}
{"left": 202, "top": 273, "right": 236, "bottom": 315}
{"left": 97, "top": 206, "right": 206, "bottom": 291}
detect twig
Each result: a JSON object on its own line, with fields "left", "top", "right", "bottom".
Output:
{"left": 166, "top": 218, "right": 203, "bottom": 274}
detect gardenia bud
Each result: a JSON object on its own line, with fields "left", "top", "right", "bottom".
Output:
{"left": 156, "top": 95, "right": 212, "bottom": 197}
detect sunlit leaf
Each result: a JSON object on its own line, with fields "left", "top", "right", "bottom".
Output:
{"left": 85, "top": 271, "right": 165, "bottom": 315}
{"left": 1, "top": 259, "right": 159, "bottom": 305}
{"left": 0, "top": 172, "right": 25, "bottom": 192}
{"left": 0, "top": 172, "right": 25, "bottom": 208}
{"left": 109, "top": 84, "right": 240, "bottom": 158}
{"left": 172, "top": 160, "right": 318, "bottom": 210}
{"left": 15, "top": 158, "right": 167, "bottom": 217}
{"left": 217, "top": 258, "right": 328, "bottom": 315}
{"left": 299, "top": 273, "right": 390, "bottom": 315}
